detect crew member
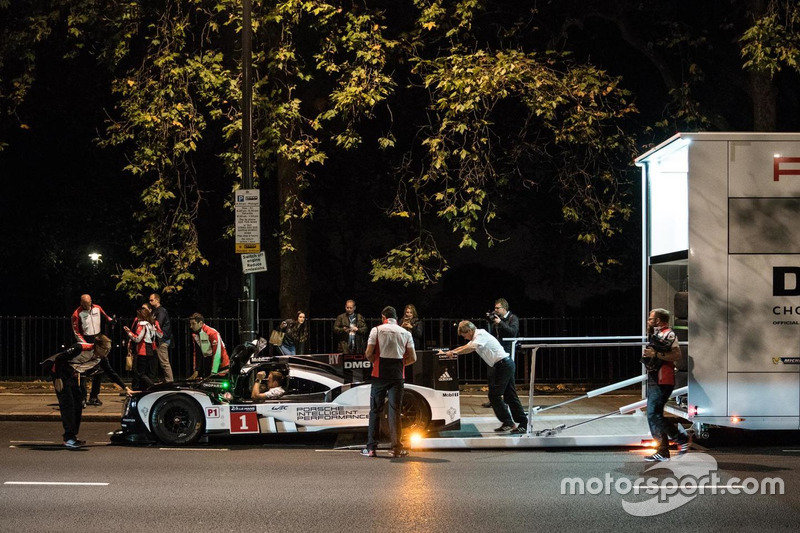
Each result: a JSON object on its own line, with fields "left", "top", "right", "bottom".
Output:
{"left": 642, "top": 308, "right": 690, "bottom": 462}
{"left": 70, "top": 294, "right": 115, "bottom": 407}
{"left": 362, "top": 306, "right": 416, "bottom": 458}
{"left": 441, "top": 320, "right": 527, "bottom": 434}
{"left": 189, "top": 313, "right": 230, "bottom": 378}
{"left": 43, "top": 334, "right": 132, "bottom": 448}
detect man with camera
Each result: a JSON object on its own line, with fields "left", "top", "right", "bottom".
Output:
{"left": 482, "top": 299, "right": 519, "bottom": 407}
{"left": 642, "top": 308, "right": 690, "bottom": 462}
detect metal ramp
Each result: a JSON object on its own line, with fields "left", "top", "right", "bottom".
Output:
{"left": 410, "top": 337, "right": 689, "bottom": 450}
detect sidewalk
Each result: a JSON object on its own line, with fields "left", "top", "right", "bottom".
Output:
{"left": 0, "top": 381, "right": 643, "bottom": 422}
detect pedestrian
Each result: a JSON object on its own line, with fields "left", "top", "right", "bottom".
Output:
{"left": 642, "top": 308, "right": 690, "bottom": 462}
{"left": 124, "top": 305, "right": 163, "bottom": 389}
{"left": 400, "top": 304, "right": 424, "bottom": 350}
{"left": 148, "top": 293, "right": 174, "bottom": 382}
{"left": 189, "top": 313, "right": 230, "bottom": 378}
{"left": 42, "top": 334, "right": 131, "bottom": 448}
{"left": 361, "top": 306, "right": 417, "bottom": 458}
{"left": 70, "top": 294, "right": 115, "bottom": 407}
{"left": 279, "top": 311, "right": 309, "bottom": 355}
{"left": 334, "top": 299, "right": 367, "bottom": 354}
{"left": 441, "top": 320, "right": 527, "bottom": 434}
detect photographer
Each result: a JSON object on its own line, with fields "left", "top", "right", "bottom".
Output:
{"left": 488, "top": 298, "right": 519, "bottom": 353}
{"left": 642, "top": 308, "right": 689, "bottom": 462}
{"left": 482, "top": 299, "right": 519, "bottom": 408}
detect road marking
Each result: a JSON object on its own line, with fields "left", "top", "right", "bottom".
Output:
{"left": 782, "top": 449, "right": 800, "bottom": 452}
{"left": 4, "top": 482, "right": 109, "bottom": 486}
{"left": 10, "top": 441, "right": 56, "bottom": 444}
{"left": 159, "top": 447, "right": 229, "bottom": 451}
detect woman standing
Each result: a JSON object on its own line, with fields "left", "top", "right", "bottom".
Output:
{"left": 124, "top": 305, "right": 163, "bottom": 389}
{"left": 280, "top": 311, "right": 309, "bottom": 355}
{"left": 401, "top": 304, "right": 424, "bottom": 350}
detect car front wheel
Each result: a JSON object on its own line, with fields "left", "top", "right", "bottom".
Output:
{"left": 150, "top": 395, "right": 205, "bottom": 445}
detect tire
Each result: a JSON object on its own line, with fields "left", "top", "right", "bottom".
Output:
{"left": 380, "top": 389, "right": 432, "bottom": 437}
{"left": 150, "top": 394, "right": 205, "bottom": 445}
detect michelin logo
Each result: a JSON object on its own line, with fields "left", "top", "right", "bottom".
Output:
{"left": 438, "top": 370, "right": 453, "bottom": 381}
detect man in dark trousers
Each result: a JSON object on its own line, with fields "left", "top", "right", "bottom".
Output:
{"left": 362, "top": 306, "right": 416, "bottom": 458}
{"left": 642, "top": 308, "right": 690, "bottom": 462}
{"left": 43, "top": 334, "right": 131, "bottom": 448}
{"left": 70, "top": 294, "right": 115, "bottom": 407}
{"left": 482, "top": 298, "right": 519, "bottom": 407}
{"left": 149, "top": 293, "right": 174, "bottom": 382}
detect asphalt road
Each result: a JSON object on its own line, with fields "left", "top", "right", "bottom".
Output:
{"left": 2, "top": 421, "right": 800, "bottom": 532}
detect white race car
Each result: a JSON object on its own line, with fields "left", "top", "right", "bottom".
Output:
{"left": 111, "top": 344, "right": 461, "bottom": 446}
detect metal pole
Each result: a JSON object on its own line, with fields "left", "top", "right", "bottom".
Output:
{"left": 239, "top": 0, "right": 258, "bottom": 343}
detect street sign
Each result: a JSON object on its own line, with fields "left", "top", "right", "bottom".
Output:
{"left": 241, "top": 252, "right": 267, "bottom": 274}
{"left": 235, "top": 188, "right": 260, "bottom": 253}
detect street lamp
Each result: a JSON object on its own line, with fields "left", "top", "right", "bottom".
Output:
{"left": 88, "top": 252, "right": 103, "bottom": 264}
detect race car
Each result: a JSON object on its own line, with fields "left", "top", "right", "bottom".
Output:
{"left": 111, "top": 343, "right": 461, "bottom": 446}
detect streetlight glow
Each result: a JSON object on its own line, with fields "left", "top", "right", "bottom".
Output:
{"left": 88, "top": 253, "right": 103, "bottom": 264}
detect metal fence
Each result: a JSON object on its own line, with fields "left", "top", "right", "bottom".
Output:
{"left": 0, "top": 315, "right": 641, "bottom": 384}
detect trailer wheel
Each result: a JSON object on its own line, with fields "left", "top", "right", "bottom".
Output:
{"left": 150, "top": 395, "right": 205, "bottom": 445}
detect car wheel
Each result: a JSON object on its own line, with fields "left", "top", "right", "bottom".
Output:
{"left": 150, "top": 394, "right": 204, "bottom": 445}
{"left": 380, "top": 389, "right": 432, "bottom": 436}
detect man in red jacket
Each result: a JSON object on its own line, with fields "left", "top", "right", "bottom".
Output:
{"left": 70, "top": 294, "right": 115, "bottom": 407}
{"left": 189, "top": 313, "right": 230, "bottom": 378}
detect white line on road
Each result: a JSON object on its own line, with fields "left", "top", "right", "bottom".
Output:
{"left": 159, "top": 448, "right": 230, "bottom": 451}
{"left": 4, "top": 482, "right": 109, "bottom": 486}
{"left": 782, "top": 450, "right": 800, "bottom": 452}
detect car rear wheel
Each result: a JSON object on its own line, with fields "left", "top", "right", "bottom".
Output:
{"left": 150, "top": 395, "right": 205, "bottom": 445}
{"left": 381, "top": 389, "right": 432, "bottom": 436}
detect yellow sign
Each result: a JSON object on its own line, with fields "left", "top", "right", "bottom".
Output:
{"left": 236, "top": 243, "right": 261, "bottom": 253}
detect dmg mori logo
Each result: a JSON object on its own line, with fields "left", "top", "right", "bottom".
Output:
{"left": 774, "top": 267, "right": 800, "bottom": 296}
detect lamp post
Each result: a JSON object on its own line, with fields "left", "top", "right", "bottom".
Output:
{"left": 239, "top": 0, "right": 258, "bottom": 343}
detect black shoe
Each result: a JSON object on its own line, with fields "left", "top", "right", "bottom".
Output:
{"left": 388, "top": 449, "right": 409, "bottom": 458}
{"left": 87, "top": 398, "right": 103, "bottom": 407}
{"left": 494, "top": 424, "right": 516, "bottom": 432}
{"left": 481, "top": 401, "right": 492, "bottom": 408}
{"left": 644, "top": 453, "right": 670, "bottom": 462}
{"left": 511, "top": 426, "right": 527, "bottom": 435}
{"left": 81, "top": 400, "right": 87, "bottom": 408}
{"left": 64, "top": 439, "right": 82, "bottom": 449}
{"left": 75, "top": 439, "right": 86, "bottom": 446}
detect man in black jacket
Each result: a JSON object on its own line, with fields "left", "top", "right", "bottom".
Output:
{"left": 149, "top": 293, "right": 174, "bottom": 382}
{"left": 482, "top": 298, "right": 520, "bottom": 408}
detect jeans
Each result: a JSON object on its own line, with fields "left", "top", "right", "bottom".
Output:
{"left": 488, "top": 357, "right": 527, "bottom": 428}
{"left": 647, "top": 382, "right": 683, "bottom": 455}
{"left": 367, "top": 378, "right": 404, "bottom": 452}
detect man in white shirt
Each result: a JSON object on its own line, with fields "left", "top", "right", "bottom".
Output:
{"left": 440, "top": 320, "right": 527, "bottom": 434}
{"left": 251, "top": 370, "right": 286, "bottom": 402}
{"left": 361, "top": 306, "right": 417, "bottom": 457}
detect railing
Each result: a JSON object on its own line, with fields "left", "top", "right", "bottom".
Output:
{"left": 0, "top": 315, "right": 640, "bottom": 383}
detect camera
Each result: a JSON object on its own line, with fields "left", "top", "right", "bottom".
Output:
{"left": 486, "top": 311, "right": 499, "bottom": 320}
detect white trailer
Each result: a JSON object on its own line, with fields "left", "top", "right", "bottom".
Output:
{"left": 636, "top": 132, "right": 800, "bottom": 433}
